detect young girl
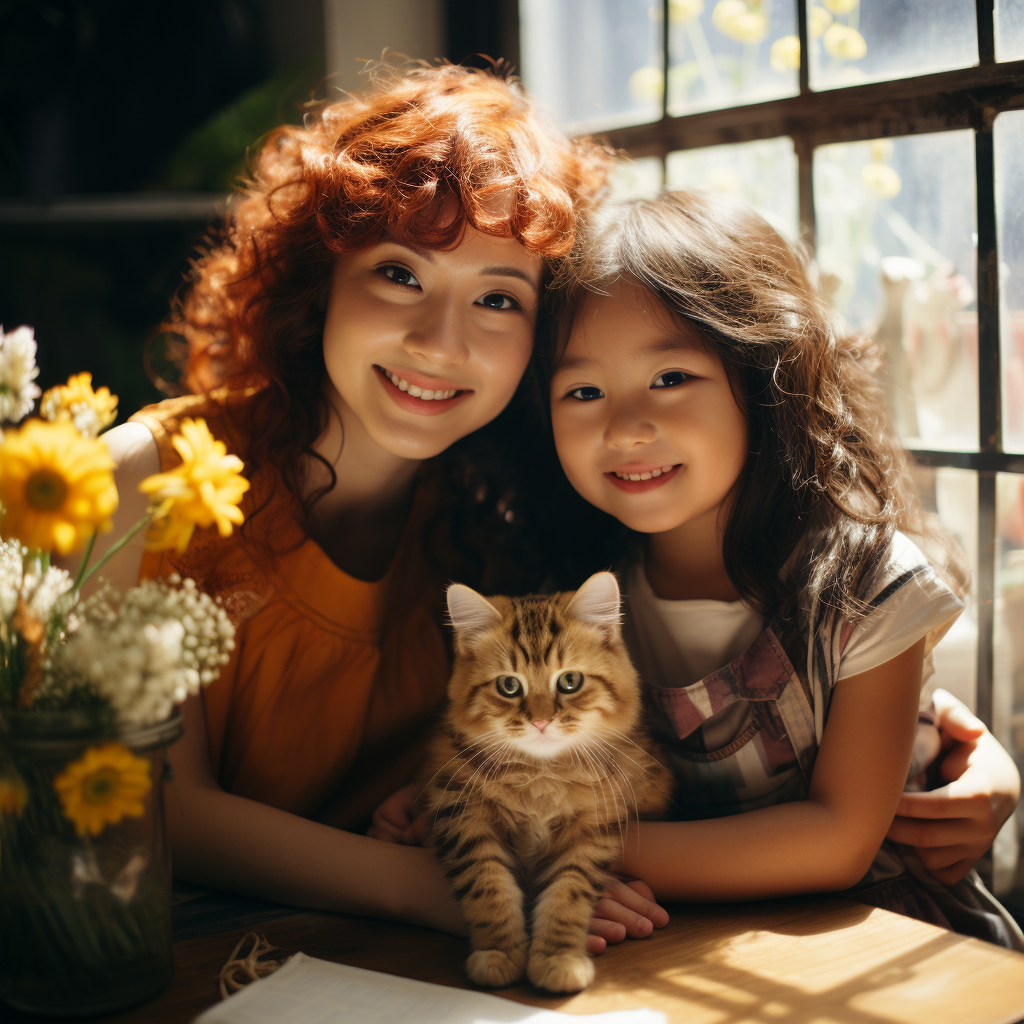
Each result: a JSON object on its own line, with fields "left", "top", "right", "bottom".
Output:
{"left": 76, "top": 64, "right": 612, "bottom": 935}
{"left": 544, "top": 189, "right": 1024, "bottom": 948}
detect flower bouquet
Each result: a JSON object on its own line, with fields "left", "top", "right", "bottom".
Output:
{"left": 0, "top": 326, "right": 248, "bottom": 1015}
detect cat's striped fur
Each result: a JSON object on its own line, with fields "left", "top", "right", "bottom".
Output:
{"left": 422, "top": 572, "right": 671, "bottom": 993}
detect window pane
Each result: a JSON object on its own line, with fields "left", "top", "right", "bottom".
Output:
{"left": 809, "top": 0, "right": 978, "bottom": 92}
{"left": 608, "top": 157, "right": 665, "bottom": 200}
{"left": 996, "top": 0, "right": 1024, "bottom": 61}
{"left": 814, "top": 131, "right": 978, "bottom": 451}
{"left": 996, "top": 111, "right": 1024, "bottom": 454}
{"left": 519, "top": 0, "right": 663, "bottom": 131}
{"left": 913, "top": 466, "right": 978, "bottom": 711}
{"left": 666, "top": 0, "right": 798, "bottom": 115}
{"left": 666, "top": 136, "right": 798, "bottom": 240}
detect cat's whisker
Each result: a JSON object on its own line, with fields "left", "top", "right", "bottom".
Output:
{"left": 604, "top": 728, "right": 673, "bottom": 775}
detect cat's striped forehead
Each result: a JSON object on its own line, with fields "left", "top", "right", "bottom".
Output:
{"left": 481, "top": 593, "right": 606, "bottom": 672}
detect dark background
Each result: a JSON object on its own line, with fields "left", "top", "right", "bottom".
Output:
{"left": 0, "top": 0, "right": 517, "bottom": 420}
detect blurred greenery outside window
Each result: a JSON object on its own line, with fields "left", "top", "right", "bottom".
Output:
{"left": 521, "top": 0, "right": 1024, "bottom": 911}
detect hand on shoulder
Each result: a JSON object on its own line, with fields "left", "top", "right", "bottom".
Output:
{"left": 887, "top": 689, "right": 1021, "bottom": 884}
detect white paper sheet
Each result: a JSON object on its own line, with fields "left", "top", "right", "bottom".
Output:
{"left": 194, "top": 952, "right": 668, "bottom": 1024}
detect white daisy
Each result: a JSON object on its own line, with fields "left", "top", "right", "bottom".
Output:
{"left": 0, "top": 325, "right": 42, "bottom": 423}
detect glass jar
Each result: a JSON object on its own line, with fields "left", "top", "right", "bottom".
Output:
{"left": 0, "top": 710, "right": 182, "bottom": 1016}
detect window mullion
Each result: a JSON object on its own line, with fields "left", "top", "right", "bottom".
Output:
{"left": 975, "top": 114, "right": 1000, "bottom": 728}
{"left": 977, "top": 0, "right": 996, "bottom": 65}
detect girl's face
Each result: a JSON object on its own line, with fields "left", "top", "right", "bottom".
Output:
{"left": 322, "top": 223, "right": 542, "bottom": 461}
{"left": 550, "top": 281, "right": 749, "bottom": 536}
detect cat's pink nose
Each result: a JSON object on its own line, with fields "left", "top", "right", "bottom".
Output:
{"left": 531, "top": 719, "right": 550, "bottom": 732}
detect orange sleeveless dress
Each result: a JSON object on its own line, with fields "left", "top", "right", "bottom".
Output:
{"left": 129, "top": 392, "right": 451, "bottom": 831}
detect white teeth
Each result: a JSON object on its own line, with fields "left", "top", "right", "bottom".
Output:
{"left": 614, "top": 464, "right": 675, "bottom": 481}
{"left": 383, "top": 369, "right": 458, "bottom": 400}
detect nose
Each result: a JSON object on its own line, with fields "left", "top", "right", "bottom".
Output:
{"left": 603, "top": 401, "right": 657, "bottom": 450}
{"left": 403, "top": 298, "right": 469, "bottom": 367}
{"left": 531, "top": 719, "right": 550, "bottom": 732}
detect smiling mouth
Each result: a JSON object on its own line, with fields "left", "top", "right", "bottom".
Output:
{"left": 377, "top": 366, "right": 465, "bottom": 401}
{"left": 612, "top": 465, "right": 676, "bottom": 482}
{"left": 605, "top": 464, "right": 682, "bottom": 492}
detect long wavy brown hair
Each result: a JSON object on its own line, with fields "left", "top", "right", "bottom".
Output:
{"left": 168, "top": 63, "right": 612, "bottom": 591}
{"left": 541, "top": 189, "right": 968, "bottom": 623}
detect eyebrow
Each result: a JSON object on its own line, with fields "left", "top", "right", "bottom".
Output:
{"left": 479, "top": 265, "right": 541, "bottom": 290}
{"left": 555, "top": 336, "right": 701, "bottom": 373}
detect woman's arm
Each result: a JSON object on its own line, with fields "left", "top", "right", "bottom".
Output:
{"left": 887, "top": 688, "right": 1021, "bottom": 884}
{"left": 620, "top": 638, "right": 926, "bottom": 900}
{"left": 168, "top": 693, "right": 466, "bottom": 933}
{"left": 57, "top": 424, "right": 466, "bottom": 934}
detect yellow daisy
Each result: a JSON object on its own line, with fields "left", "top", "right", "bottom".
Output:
{"left": 0, "top": 419, "right": 118, "bottom": 555}
{"left": 139, "top": 417, "right": 249, "bottom": 553}
{"left": 54, "top": 743, "right": 151, "bottom": 837}
{"left": 40, "top": 373, "right": 118, "bottom": 439}
{"left": 0, "top": 775, "right": 27, "bottom": 817}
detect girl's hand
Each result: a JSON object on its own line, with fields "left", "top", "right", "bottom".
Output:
{"left": 368, "top": 784, "right": 432, "bottom": 846}
{"left": 587, "top": 877, "right": 669, "bottom": 955}
{"left": 886, "top": 689, "right": 1021, "bottom": 885}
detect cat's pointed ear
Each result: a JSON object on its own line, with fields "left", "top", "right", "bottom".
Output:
{"left": 447, "top": 583, "right": 501, "bottom": 650}
{"left": 566, "top": 572, "right": 622, "bottom": 638}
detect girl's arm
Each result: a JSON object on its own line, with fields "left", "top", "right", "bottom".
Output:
{"left": 620, "top": 638, "right": 926, "bottom": 900}
{"left": 59, "top": 424, "right": 466, "bottom": 934}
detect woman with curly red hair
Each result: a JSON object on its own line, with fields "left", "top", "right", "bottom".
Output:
{"left": 87, "top": 64, "right": 612, "bottom": 934}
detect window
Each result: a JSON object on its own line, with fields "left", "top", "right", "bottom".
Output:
{"left": 523, "top": 0, "right": 1024, "bottom": 906}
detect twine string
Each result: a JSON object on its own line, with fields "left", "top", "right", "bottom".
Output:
{"left": 218, "top": 931, "right": 285, "bottom": 1000}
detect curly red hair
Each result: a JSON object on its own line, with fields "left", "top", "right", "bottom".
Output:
{"left": 172, "top": 64, "right": 611, "bottom": 556}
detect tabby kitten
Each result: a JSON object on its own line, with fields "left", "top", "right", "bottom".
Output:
{"left": 422, "top": 572, "right": 672, "bottom": 994}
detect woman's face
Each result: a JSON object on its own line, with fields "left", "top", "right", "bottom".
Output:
{"left": 322, "top": 224, "right": 542, "bottom": 462}
{"left": 549, "top": 280, "right": 749, "bottom": 536}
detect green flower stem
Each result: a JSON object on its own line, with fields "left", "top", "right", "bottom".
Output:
{"left": 72, "top": 532, "right": 98, "bottom": 592}
{"left": 78, "top": 509, "right": 155, "bottom": 589}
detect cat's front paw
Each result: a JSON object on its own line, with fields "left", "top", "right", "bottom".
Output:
{"left": 466, "top": 948, "right": 526, "bottom": 988}
{"left": 527, "top": 952, "right": 595, "bottom": 993}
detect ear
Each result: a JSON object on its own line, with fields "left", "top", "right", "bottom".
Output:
{"left": 566, "top": 572, "right": 621, "bottom": 638}
{"left": 447, "top": 583, "right": 501, "bottom": 649}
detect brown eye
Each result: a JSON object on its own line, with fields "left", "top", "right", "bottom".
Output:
{"left": 556, "top": 671, "right": 584, "bottom": 694}
{"left": 495, "top": 675, "right": 522, "bottom": 697}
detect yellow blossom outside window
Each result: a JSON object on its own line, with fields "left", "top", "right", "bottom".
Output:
{"left": 712, "top": 0, "right": 768, "bottom": 44}
{"left": 823, "top": 23, "right": 867, "bottom": 61}
{"left": 0, "top": 419, "right": 118, "bottom": 555}
{"left": 139, "top": 417, "right": 249, "bottom": 553}
{"left": 54, "top": 743, "right": 151, "bottom": 837}
{"left": 40, "top": 373, "right": 118, "bottom": 439}
{"left": 809, "top": 6, "right": 832, "bottom": 37}
{"left": 770, "top": 35, "right": 801, "bottom": 73}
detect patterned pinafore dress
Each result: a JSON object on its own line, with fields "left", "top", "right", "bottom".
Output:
{"left": 626, "top": 558, "right": 1024, "bottom": 951}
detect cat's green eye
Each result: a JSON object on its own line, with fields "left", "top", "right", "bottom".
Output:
{"left": 495, "top": 675, "right": 523, "bottom": 697}
{"left": 556, "top": 671, "right": 584, "bottom": 694}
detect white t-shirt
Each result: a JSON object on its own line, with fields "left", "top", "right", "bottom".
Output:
{"left": 626, "top": 532, "right": 962, "bottom": 709}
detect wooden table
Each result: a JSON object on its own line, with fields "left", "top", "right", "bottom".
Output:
{"left": 7, "top": 890, "right": 1024, "bottom": 1023}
